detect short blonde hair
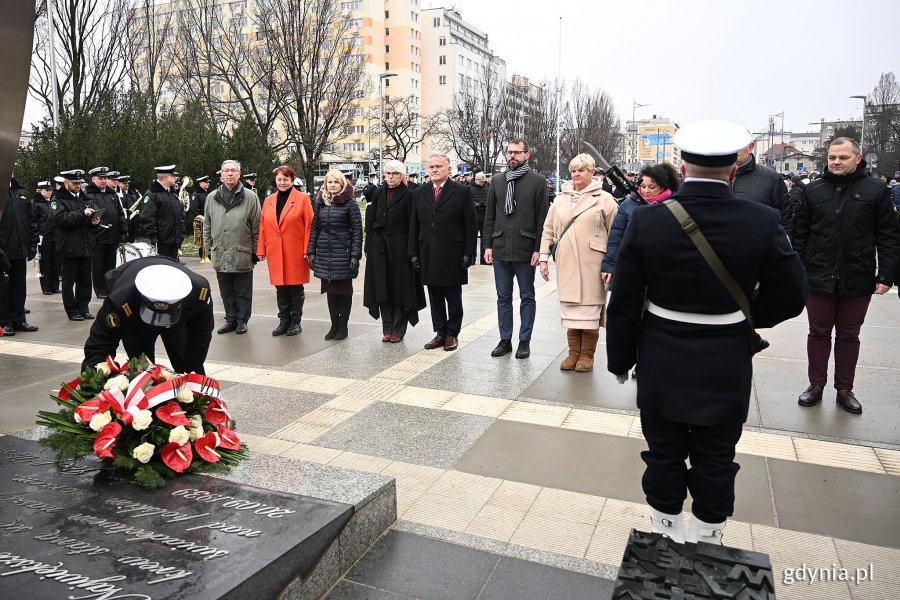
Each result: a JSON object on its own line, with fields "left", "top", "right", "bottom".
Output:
{"left": 568, "top": 153, "right": 595, "bottom": 172}
{"left": 384, "top": 159, "right": 406, "bottom": 175}
{"left": 324, "top": 168, "right": 347, "bottom": 189}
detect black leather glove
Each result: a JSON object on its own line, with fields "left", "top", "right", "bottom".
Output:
{"left": 461, "top": 255, "right": 471, "bottom": 269}
{"left": 28, "top": 246, "right": 37, "bottom": 261}
{"left": 308, "top": 254, "right": 315, "bottom": 269}
{"left": 410, "top": 256, "right": 421, "bottom": 271}
{"left": 252, "top": 254, "right": 259, "bottom": 265}
{"left": 349, "top": 257, "right": 360, "bottom": 277}
{"left": 149, "top": 237, "right": 158, "bottom": 246}
{"left": 0, "top": 272, "right": 8, "bottom": 291}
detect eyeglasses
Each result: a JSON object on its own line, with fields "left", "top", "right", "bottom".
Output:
{"left": 506, "top": 150, "right": 527, "bottom": 155}
{"left": 384, "top": 171, "right": 402, "bottom": 176}
{"left": 221, "top": 168, "right": 239, "bottom": 173}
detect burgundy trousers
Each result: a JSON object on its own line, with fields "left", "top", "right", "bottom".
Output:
{"left": 805, "top": 290, "right": 871, "bottom": 391}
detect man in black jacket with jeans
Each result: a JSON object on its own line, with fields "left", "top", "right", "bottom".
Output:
{"left": 483, "top": 139, "right": 549, "bottom": 359}
{"left": 732, "top": 141, "right": 791, "bottom": 234}
{"left": 792, "top": 137, "right": 900, "bottom": 414}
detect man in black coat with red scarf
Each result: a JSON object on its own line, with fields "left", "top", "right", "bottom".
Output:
{"left": 409, "top": 154, "right": 477, "bottom": 352}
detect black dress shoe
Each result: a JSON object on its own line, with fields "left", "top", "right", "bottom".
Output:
{"left": 1, "top": 326, "right": 14, "bottom": 336}
{"left": 836, "top": 390, "right": 863, "bottom": 414}
{"left": 69, "top": 314, "right": 84, "bottom": 322}
{"left": 81, "top": 312, "right": 95, "bottom": 320}
{"left": 13, "top": 322, "right": 39, "bottom": 332}
{"left": 42, "top": 291, "right": 53, "bottom": 295}
{"left": 515, "top": 341, "right": 530, "bottom": 359}
{"left": 217, "top": 322, "right": 237, "bottom": 334}
{"left": 491, "top": 339, "right": 513, "bottom": 357}
{"left": 235, "top": 321, "right": 248, "bottom": 334}
{"left": 798, "top": 384, "right": 823, "bottom": 407}
{"left": 24, "top": 308, "right": 30, "bottom": 314}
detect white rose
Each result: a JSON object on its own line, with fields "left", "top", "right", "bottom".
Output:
{"left": 189, "top": 426, "right": 204, "bottom": 442}
{"left": 89, "top": 411, "right": 112, "bottom": 432}
{"left": 168, "top": 425, "right": 190, "bottom": 445}
{"left": 189, "top": 415, "right": 203, "bottom": 429}
{"left": 74, "top": 412, "right": 84, "bottom": 425}
{"left": 159, "top": 370, "right": 178, "bottom": 382}
{"left": 95, "top": 362, "right": 112, "bottom": 375}
{"left": 177, "top": 388, "right": 194, "bottom": 403}
{"left": 131, "top": 409, "right": 153, "bottom": 431}
{"left": 132, "top": 442, "right": 155, "bottom": 464}
{"left": 104, "top": 374, "right": 130, "bottom": 392}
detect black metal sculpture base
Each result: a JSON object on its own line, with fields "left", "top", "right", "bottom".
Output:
{"left": 613, "top": 529, "right": 775, "bottom": 599}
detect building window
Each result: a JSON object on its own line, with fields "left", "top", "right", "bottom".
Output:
{"left": 385, "top": 45, "right": 389, "bottom": 53}
{"left": 439, "top": 55, "right": 446, "bottom": 65}
{"left": 439, "top": 75, "right": 446, "bottom": 85}
{"left": 384, "top": 10, "right": 389, "bottom": 18}
{"left": 384, "top": 78, "right": 390, "bottom": 87}
{"left": 433, "top": 17, "right": 441, "bottom": 26}
{"left": 354, "top": 108, "right": 365, "bottom": 117}
{"left": 211, "top": 84, "right": 224, "bottom": 94}
{"left": 229, "top": 0, "right": 247, "bottom": 10}
{"left": 341, "top": 1, "right": 362, "bottom": 10}
{"left": 439, "top": 36, "right": 446, "bottom": 46}
{"left": 411, "top": 11, "right": 418, "bottom": 22}
{"left": 385, "top": 28, "right": 389, "bottom": 35}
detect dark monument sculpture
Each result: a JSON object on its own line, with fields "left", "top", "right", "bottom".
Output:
{"left": 0, "top": 0, "right": 34, "bottom": 219}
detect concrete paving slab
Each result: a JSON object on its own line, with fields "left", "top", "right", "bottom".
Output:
{"left": 225, "top": 383, "right": 333, "bottom": 436}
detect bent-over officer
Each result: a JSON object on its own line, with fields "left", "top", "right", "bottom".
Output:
{"left": 82, "top": 256, "right": 214, "bottom": 374}
{"left": 606, "top": 120, "right": 807, "bottom": 545}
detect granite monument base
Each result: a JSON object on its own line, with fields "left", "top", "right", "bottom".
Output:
{"left": 613, "top": 529, "right": 775, "bottom": 599}
{"left": 0, "top": 435, "right": 396, "bottom": 599}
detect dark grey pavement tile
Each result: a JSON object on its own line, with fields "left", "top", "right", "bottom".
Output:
{"left": 225, "top": 384, "right": 332, "bottom": 436}
{"left": 753, "top": 359, "right": 900, "bottom": 445}
{"left": 0, "top": 356, "right": 78, "bottom": 433}
{"left": 325, "top": 581, "right": 410, "bottom": 599}
{"left": 453, "top": 420, "right": 775, "bottom": 526}
{"left": 478, "top": 556, "right": 613, "bottom": 600}
{"left": 344, "top": 531, "right": 499, "bottom": 600}
{"left": 770, "top": 458, "right": 900, "bottom": 549}
{"left": 312, "top": 402, "right": 494, "bottom": 469}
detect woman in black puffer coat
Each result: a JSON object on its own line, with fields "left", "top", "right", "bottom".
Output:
{"left": 307, "top": 169, "right": 363, "bottom": 340}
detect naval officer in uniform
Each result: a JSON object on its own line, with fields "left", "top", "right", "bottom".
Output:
{"left": 82, "top": 256, "right": 215, "bottom": 374}
{"left": 606, "top": 120, "right": 807, "bottom": 544}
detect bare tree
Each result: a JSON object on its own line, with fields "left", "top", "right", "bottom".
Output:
{"left": 561, "top": 79, "right": 623, "bottom": 168}
{"left": 30, "top": 0, "right": 131, "bottom": 119}
{"left": 518, "top": 78, "right": 562, "bottom": 174}
{"left": 258, "top": 0, "right": 371, "bottom": 190}
{"left": 437, "top": 62, "right": 509, "bottom": 173}
{"left": 124, "top": 0, "right": 178, "bottom": 134}
{"left": 866, "top": 71, "right": 900, "bottom": 174}
{"left": 370, "top": 95, "right": 440, "bottom": 163}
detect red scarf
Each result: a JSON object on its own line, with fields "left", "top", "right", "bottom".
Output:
{"left": 640, "top": 188, "right": 672, "bottom": 204}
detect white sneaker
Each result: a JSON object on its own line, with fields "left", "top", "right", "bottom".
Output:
{"left": 649, "top": 507, "right": 685, "bottom": 544}
{"left": 687, "top": 516, "right": 726, "bottom": 545}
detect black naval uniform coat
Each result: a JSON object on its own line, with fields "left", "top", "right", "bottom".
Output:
{"left": 408, "top": 179, "right": 477, "bottom": 287}
{"left": 82, "top": 256, "right": 215, "bottom": 374}
{"left": 607, "top": 180, "right": 807, "bottom": 426}
{"left": 140, "top": 180, "right": 184, "bottom": 256}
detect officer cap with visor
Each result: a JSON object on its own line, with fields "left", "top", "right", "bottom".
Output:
{"left": 60, "top": 169, "right": 86, "bottom": 183}
{"left": 115, "top": 175, "right": 131, "bottom": 183}
{"left": 134, "top": 264, "right": 193, "bottom": 328}
{"left": 674, "top": 120, "right": 751, "bottom": 166}
{"left": 244, "top": 172, "right": 257, "bottom": 179}
{"left": 155, "top": 164, "right": 177, "bottom": 175}
{"left": 195, "top": 175, "right": 209, "bottom": 183}
{"left": 89, "top": 166, "right": 111, "bottom": 177}
{"left": 37, "top": 180, "right": 52, "bottom": 190}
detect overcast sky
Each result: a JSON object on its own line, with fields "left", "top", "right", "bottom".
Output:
{"left": 435, "top": 0, "right": 899, "bottom": 135}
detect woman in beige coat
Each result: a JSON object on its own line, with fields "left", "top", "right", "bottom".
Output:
{"left": 539, "top": 153, "right": 618, "bottom": 372}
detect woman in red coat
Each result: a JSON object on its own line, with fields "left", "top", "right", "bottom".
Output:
{"left": 256, "top": 165, "right": 313, "bottom": 336}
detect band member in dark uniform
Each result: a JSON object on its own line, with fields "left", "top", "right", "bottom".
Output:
{"left": 32, "top": 180, "right": 59, "bottom": 295}
{"left": 606, "top": 120, "right": 807, "bottom": 545}
{"left": 52, "top": 170, "right": 101, "bottom": 321}
{"left": 84, "top": 166, "right": 128, "bottom": 298}
{"left": 82, "top": 256, "right": 214, "bottom": 375}
{"left": 115, "top": 175, "right": 140, "bottom": 242}
{"left": 141, "top": 165, "right": 183, "bottom": 259}
{"left": 0, "top": 176, "right": 39, "bottom": 334}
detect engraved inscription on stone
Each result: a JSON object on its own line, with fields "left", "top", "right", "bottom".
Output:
{"left": 0, "top": 438, "right": 353, "bottom": 600}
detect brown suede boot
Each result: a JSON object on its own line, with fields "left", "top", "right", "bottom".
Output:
{"left": 575, "top": 329, "right": 600, "bottom": 372}
{"left": 560, "top": 329, "right": 582, "bottom": 370}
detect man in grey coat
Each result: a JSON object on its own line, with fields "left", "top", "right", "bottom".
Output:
{"left": 202, "top": 159, "right": 261, "bottom": 335}
{"left": 483, "top": 139, "right": 550, "bottom": 359}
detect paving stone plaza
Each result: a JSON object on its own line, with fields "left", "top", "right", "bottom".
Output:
{"left": 2, "top": 257, "right": 899, "bottom": 599}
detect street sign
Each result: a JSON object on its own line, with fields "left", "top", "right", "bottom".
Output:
{"left": 865, "top": 153, "right": 878, "bottom": 167}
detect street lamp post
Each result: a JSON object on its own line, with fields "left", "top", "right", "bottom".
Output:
{"left": 850, "top": 95, "right": 866, "bottom": 156}
{"left": 631, "top": 101, "right": 649, "bottom": 172}
{"left": 378, "top": 72, "right": 397, "bottom": 180}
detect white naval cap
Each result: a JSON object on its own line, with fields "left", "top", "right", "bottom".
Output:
{"left": 89, "top": 166, "right": 111, "bottom": 177}
{"left": 154, "top": 164, "right": 177, "bottom": 175}
{"left": 674, "top": 120, "right": 751, "bottom": 167}
{"left": 37, "top": 180, "right": 52, "bottom": 189}
{"left": 60, "top": 169, "right": 86, "bottom": 183}
{"left": 135, "top": 264, "right": 193, "bottom": 327}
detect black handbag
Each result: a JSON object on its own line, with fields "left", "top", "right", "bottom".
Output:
{"left": 663, "top": 199, "right": 770, "bottom": 354}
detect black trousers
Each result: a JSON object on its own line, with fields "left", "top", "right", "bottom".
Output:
{"left": 275, "top": 284, "right": 305, "bottom": 321}
{"left": 0, "top": 258, "right": 26, "bottom": 326}
{"left": 157, "top": 243, "right": 179, "bottom": 259}
{"left": 217, "top": 271, "right": 253, "bottom": 324}
{"left": 38, "top": 241, "right": 60, "bottom": 293}
{"left": 426, "top": 284, "right": 463, "bottom": 337}
{"left": 640, "top": 412, "right": 743, "bottom": 523}
{"left": 61, "top": 256, "right": 92, "bottom": 317}
{"left": 122, "top": 326, "right": 204, "bottom": 375}
{"left": 380, "top": 302, "right": 408, "bottom": 337}
{"left": 92, "top": 243, "right": 118, "bottom": 296}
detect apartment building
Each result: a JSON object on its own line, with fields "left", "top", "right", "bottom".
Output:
{"left": 623, "top": 115, "right": 680, "bottom": 170}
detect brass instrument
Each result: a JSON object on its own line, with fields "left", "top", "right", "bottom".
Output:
{"left": 179, "top": 176, "right": 193, "bottom": 214}
{"left": 194, "top": 215, "right": 210, "bottom": 263}
{"left": 128, "top": 196, "right": 142, "bottom": 220}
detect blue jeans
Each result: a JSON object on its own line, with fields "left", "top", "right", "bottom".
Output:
{"left": 493, "top": 259, "right": 536, "bottom": 342}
